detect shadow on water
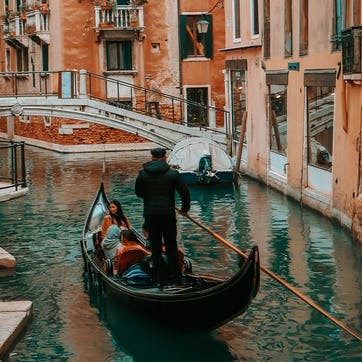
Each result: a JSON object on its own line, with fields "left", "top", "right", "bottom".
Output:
{"left": 84, "top": 274, "right": 236, "bottom": 362}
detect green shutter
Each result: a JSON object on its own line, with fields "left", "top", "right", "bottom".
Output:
{"left": 42, "top": 44, "right": 49, "bottom": 71}
{"left": 179, "top": 15, "right": 188, "bottom": 60}
{"left": 205, "top": 14, "right": 213, "bottom": 59}
{"left": 123, "top": 41, "right": 132, "bottom": 70}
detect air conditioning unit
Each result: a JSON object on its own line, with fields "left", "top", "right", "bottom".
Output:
{"left": 341, "top": 26, "right": 362, "bottom": 80}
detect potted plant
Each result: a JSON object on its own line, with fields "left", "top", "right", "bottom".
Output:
{"left": 132, "top": 0, "right": 148, "bottom": 5}
{"left": 41, "top": 3, "right": 49, "bottom": 14}
{"left": 101, "top": 1, "right": 114, "bottom": 10}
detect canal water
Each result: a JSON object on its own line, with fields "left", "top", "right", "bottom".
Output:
{"left": 0, "top": 146, "right": 361, "bottom": 361}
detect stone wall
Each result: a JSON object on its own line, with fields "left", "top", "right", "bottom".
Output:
{"left": 0, "top": 116, "right": 148, "bottom": 145}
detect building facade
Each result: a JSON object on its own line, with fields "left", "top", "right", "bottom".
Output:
{"left": 223, "top": 0, "right": 362, "bottom": 240}
{"left": 0, "top": 0, "right": 226, "bottom": 148}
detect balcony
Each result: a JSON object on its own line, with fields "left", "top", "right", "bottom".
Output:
{"left": 341, "top": 26, "right": 362, "bottom": 80}
{"left": 3, "top": 7, "right": 50, "bottom": 46}
{"left": 94, "top": 5, "right": 144, "bottom": 30}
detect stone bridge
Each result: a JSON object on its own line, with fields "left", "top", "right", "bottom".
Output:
{"left": 0, "top": 70, "right": 230, "bottom": 150}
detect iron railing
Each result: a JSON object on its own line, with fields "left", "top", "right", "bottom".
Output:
{"left": 0, "top": 140, "right": 27, "bottom": 191}
{"left": 0, "top": 70, "right": 229, "bottom": 135}
{"left": 341, "top": 26, "right": 362, "bottom": 76}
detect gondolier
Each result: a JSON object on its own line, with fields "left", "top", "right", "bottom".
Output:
{"left": 135, "top": 147, "right": 191, "bottom": 285}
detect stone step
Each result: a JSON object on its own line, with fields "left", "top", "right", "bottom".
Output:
{"left": 0, "top": 248, "right": 16, "bottom": 269}
{"left": 0, "top": 301, "right": 33, "bottom": 360}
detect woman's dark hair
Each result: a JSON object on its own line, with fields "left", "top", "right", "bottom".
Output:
{"left": 121, "top": 229, "right": 138, "bottom": 243}
{"left": 109, "top": 199, "right": 130, "bottom": 229}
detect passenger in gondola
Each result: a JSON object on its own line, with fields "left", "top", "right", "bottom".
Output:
{"left": 113, "top": 229, "right": 150, "bottom": 276}
{"left": 101, "top": 224, "right": 121, "bottom": 260}
{"left": 100, "top": 199, "right": 131, "bottom": 241}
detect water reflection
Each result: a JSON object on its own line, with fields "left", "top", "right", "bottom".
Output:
{"left": 86, "top": 279, "right": 235, "bottom": 362}
{"left": 0, "top": 146, "right": 360, "bottom": 361}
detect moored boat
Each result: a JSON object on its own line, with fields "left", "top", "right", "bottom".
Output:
{"left": 81, "top": 182, "right": 260, "bottom": 330}
{"left": 167, "top": 137, "right": 236, "bottom": 184}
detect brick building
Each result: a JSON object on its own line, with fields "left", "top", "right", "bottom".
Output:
{"left": 0, "top": 0, "right": 226, "bottom": 150}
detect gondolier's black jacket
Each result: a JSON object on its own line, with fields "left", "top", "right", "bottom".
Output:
{"left": 135, "top": 159, "right": 190, "bottom": 216}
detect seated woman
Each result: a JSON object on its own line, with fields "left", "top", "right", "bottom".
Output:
{"left": 100, "top": 199, "right": 131, "bottom": 241}
{"left": 101, "top": 225, "right": 121, "bottom": 260}
{"left": 113, "top": 229, "right": 150, "bottom": 277}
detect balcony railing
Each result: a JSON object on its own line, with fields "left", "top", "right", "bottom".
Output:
{"left": 3, "top": 9, "right": 49, "bottom": 43}
{"left": 94, "top": 5, "right": 144, "bottom": 29}
{"left": 341, "top": 26, "right": 362, "bottom": 79}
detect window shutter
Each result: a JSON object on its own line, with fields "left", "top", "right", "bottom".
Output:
{"left": 42, "top": 44, "right": 49, "bottom": 71}
{"left": 179, "top": 15, "right": 188, "bottom": 60}
{"left": 205, "top": 14, "right": 213, "bottom": 59}
{"left": 123, "top": 41, "right": 132, "bottom": 70}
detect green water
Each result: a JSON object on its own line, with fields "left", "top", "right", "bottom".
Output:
{"left": 0, "top": 146, "right": 361, "bottom": 361}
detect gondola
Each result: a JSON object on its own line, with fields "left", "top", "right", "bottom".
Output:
{"left": 81, "top": 182, "right": 260, "bottom": 330}
{"left": 167, "top": 137, "right": 236, "bottom": 184}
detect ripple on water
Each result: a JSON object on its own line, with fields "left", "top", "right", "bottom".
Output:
{"left": 0, "top": 148, "right": 361, "bottom": 361}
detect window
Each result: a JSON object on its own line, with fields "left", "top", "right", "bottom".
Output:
{"left": 106, "top": 41, "right": 132, "bottom": 71}
{"left": 269, "top": 85, "right": 287, "bottom": 154}
{"left": 263, "top": 0, "right": 270, "bottom": 58}
{"left": 179, "top": 14, "right": 213, "bottom": 59}
{"left": 250, "top": 0, "right": 259, "bottom": 36}
{"left": 299, "top": 0, "right": 308, "bottom": 56}
{"left": 285, "top": 0, "right": 293, "bottom": 57}
{"left": 233, "top": 0, "right": 241, "bottom": 41}
{"left": 5, "top": 49, "right": 10, "bottom": 72}
{"left": 307, "top": 86, "right": 334, "bottom": 170}
{"left": 186, "top": 87, "right": 209, "bottom": 127}
{"left": 42, "top": 44, "right": 48, "bottom": 71}
{"left": 230, "top": 69, "right": 246, "bottom": 141}
{"left": 16, "top": 47, "right": 28, "bottom": 72}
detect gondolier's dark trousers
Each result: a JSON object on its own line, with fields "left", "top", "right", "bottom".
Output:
{"left": 145, "top": 212, "right": 180, "bottom": 283}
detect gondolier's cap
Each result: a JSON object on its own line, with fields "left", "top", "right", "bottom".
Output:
{"left": 151, "top": 147, "right": 166, "bottom": 158}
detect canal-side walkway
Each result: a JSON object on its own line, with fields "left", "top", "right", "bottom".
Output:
{"left": 0, "top": 249, "right": 32, "bottom": 361}
{"left": 0, "top": 182, "right": 28, "bottom": 203}
{"left": 0, "top": 301, "right": 33, "bottom": 361}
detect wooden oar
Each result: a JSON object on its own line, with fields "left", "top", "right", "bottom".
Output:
{"left": 178, "top": 208, "right": 362, "bottom": 342}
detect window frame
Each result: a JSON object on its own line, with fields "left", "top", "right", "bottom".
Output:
{"left": 232, "top": 0, "right": 241, "bottom": 42}
{"left": 179, "top": 14, "right": 213, "bottom": 60}
{"left": 105, "top": 40, "right": 132, "bottom": 71}
{"left": 250, "top": 0, "right": 260, "bottom": 37}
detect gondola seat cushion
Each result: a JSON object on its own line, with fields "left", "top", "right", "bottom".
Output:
{"left": 122, "top": 263, "right": 152, "bottom": 285}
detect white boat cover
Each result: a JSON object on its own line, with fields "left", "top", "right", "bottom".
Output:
{"left": 167, "top": 137, "right": 234, "bottom": 171}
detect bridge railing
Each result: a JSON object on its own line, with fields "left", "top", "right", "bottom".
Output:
{"left": 0, "top": 140, "right": 27, "bottom": 191}
{"left": 0, "top": 70, "right": 230, "bottom": 135}
{"left": 85, "top": 71, "right": 229, "bottom": 134}
{"left": 0, "top": 71, "right": 59, "bottom": 97}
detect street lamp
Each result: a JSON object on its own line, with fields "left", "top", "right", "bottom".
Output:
{"left": 197, "top": 19, "right": 209, "bottom": 35}
{"left": 196, "top": 18, "right": 209, "bottom": 56}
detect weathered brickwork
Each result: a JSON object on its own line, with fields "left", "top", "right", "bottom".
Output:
{"left": 0, "top": 116, "right": 148, "bottom": 145}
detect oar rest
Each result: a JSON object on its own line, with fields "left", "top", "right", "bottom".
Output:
{"left": 117, "top": 245, "right": 150, "bottom": 275}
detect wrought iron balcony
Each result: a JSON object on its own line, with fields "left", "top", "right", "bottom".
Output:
{"left": 341, "top": 26, "right": 362, "bottom": 80}
{"left": 94, "top": 5, "right": 144, "bottom": 30}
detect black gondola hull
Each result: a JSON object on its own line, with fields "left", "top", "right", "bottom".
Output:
{"left": 82, "top": 183, "right": 260, "bottom": 330}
